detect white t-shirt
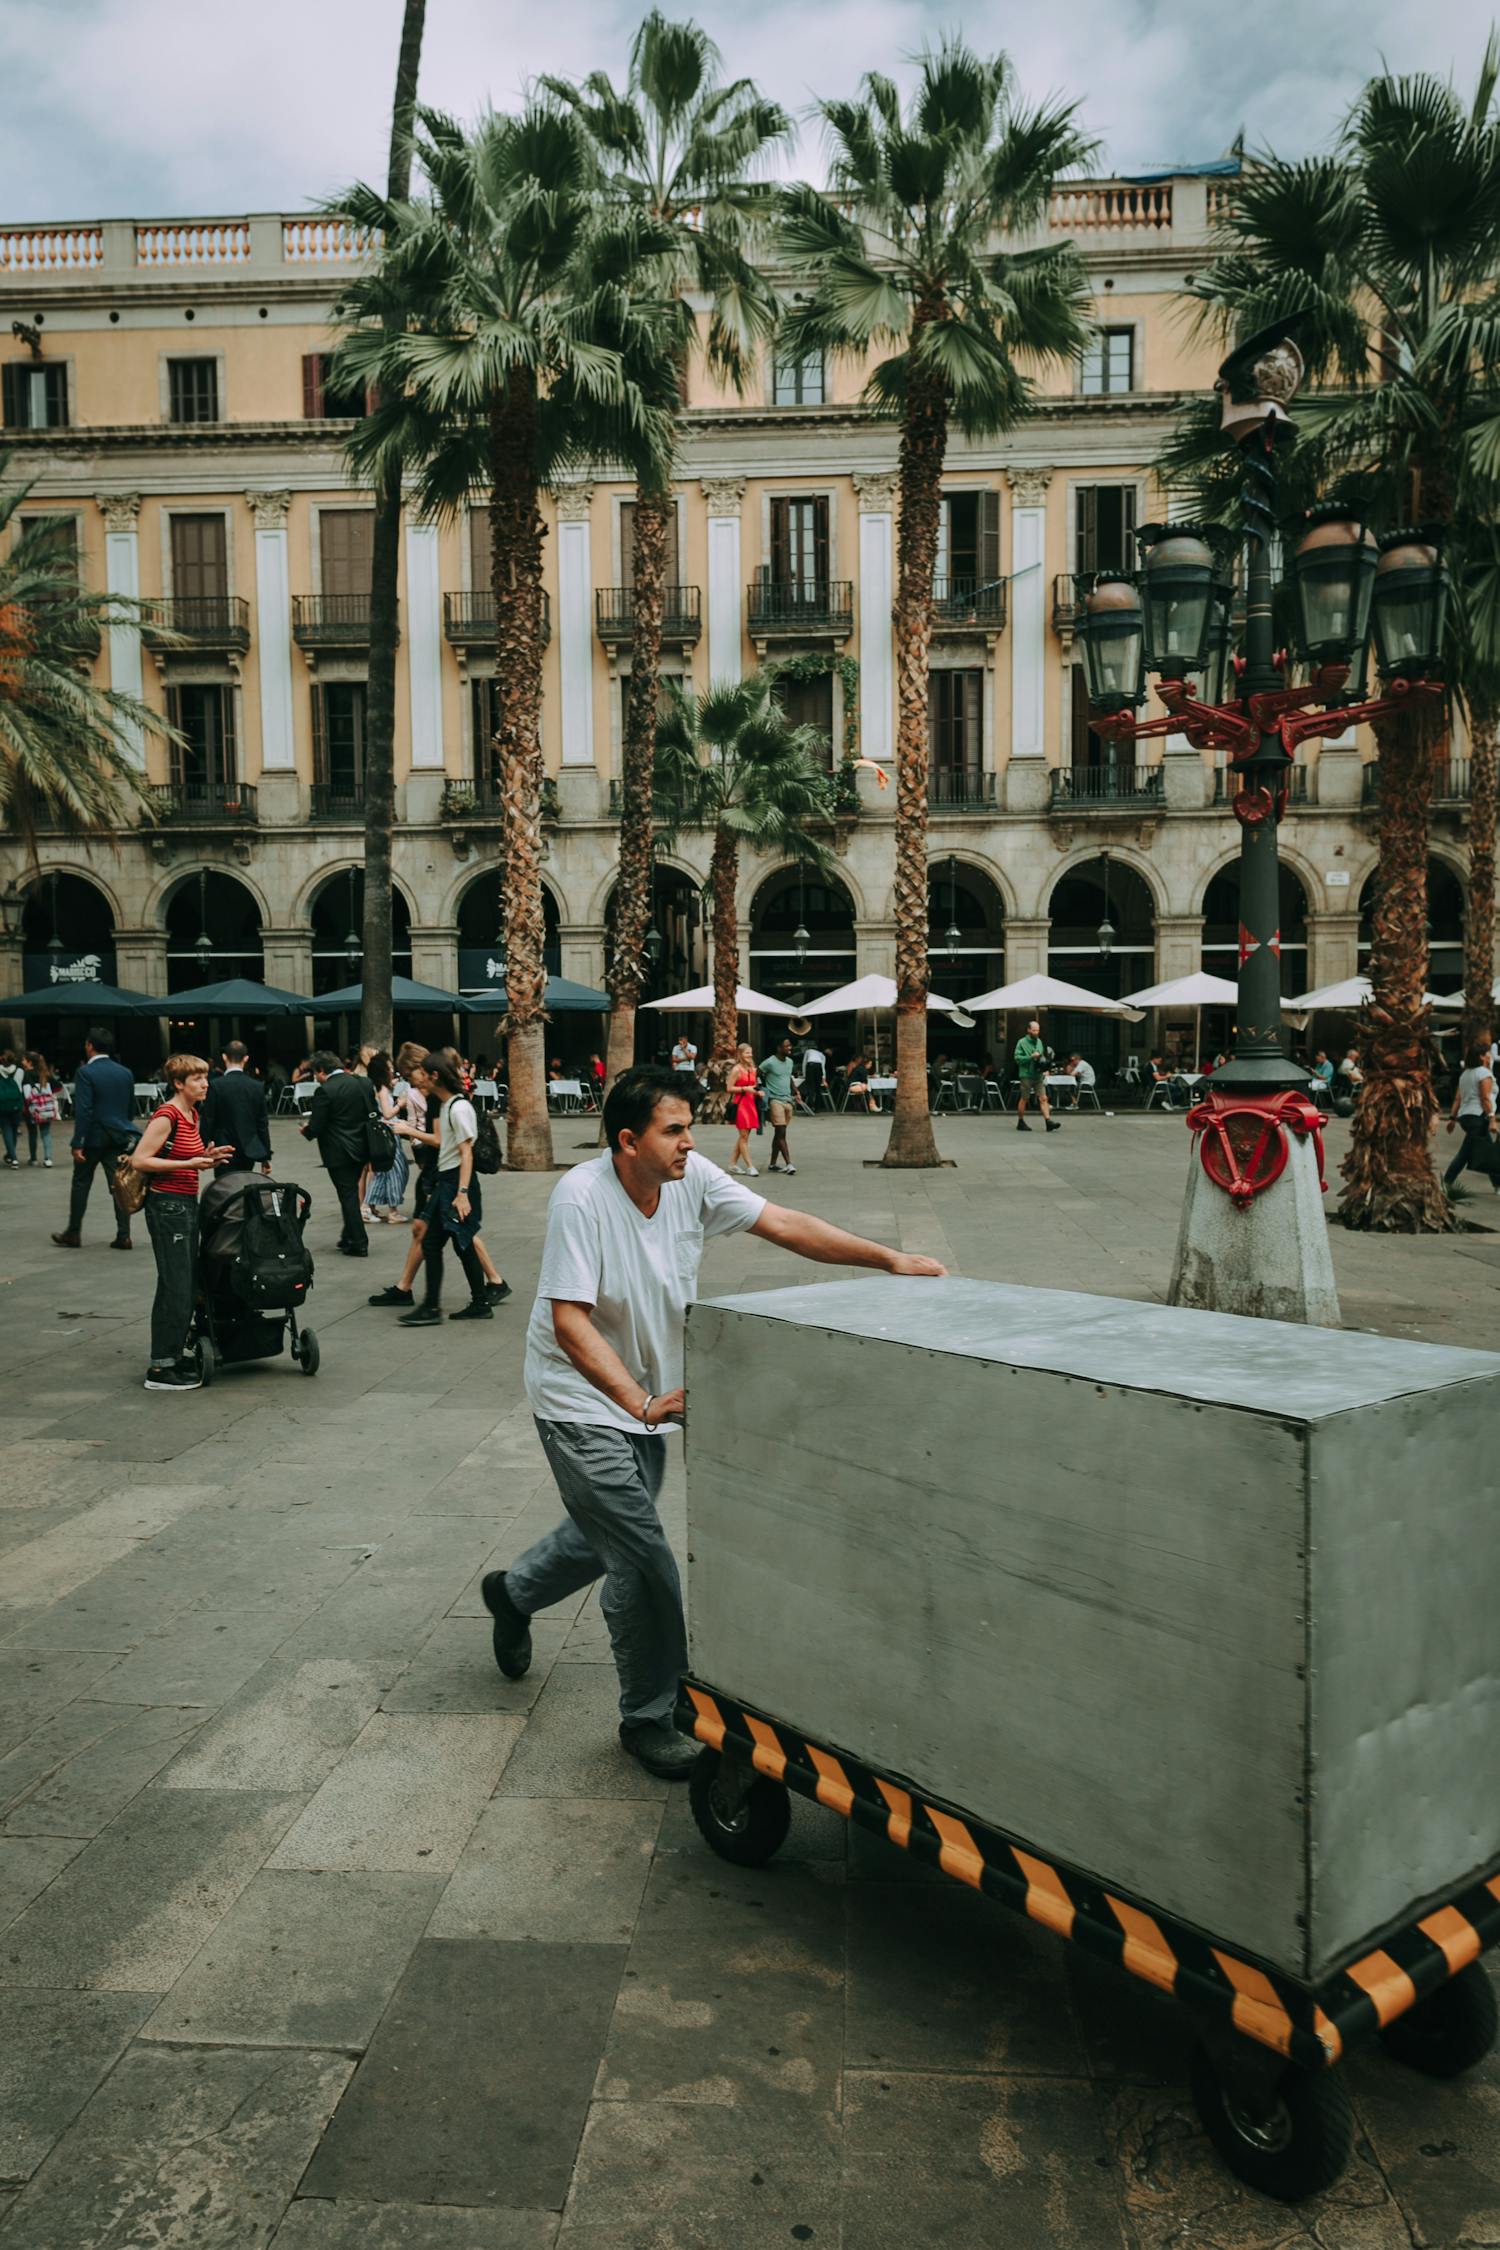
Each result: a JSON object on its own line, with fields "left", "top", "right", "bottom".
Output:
{"left": 1457, "top": 1065, "right": 1495, "bottom": 1119}
{"left": 1074, "top": 1059, "right": 1096, "bottom": 1088}
{"left": 671, "top": 1041, "right": 698, "bottom": 1073}
{"left": 525, "top": 1150, "right": 765, "bottom": 1433}
{"left": 437, "top": 1096, "right": 478, "bottom": 1172}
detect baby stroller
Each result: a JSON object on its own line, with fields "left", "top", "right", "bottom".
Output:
{"left": 192, "top": 1170, "right": 319, "bottom": 1382}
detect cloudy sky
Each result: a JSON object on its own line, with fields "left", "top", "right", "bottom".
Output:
{"left": 0, "top": 0, "right": 1491, "bottom": 221}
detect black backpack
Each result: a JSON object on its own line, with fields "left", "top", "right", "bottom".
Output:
{"left": 473, "top": 1107, "right": 503, "bottom": 1175}
{"left": 233, "top": 1184, "right": 315, "bottom": 1309}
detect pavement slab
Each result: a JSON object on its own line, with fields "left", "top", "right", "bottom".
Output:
{"left": 274, "top": 2204, "right": 559, "bottom": 2249}
{"left": 0, "top": 1833, "right": 84, "bottom": 1932}
{"left": 141, "top": 1867, "right": 443, "bottom": 2049}
{"left": 164, "top": 1656, "right": 393, "bottom": 1792}
{"left": 432, "top": 1797, "right": 663, "bottom": 1946}
{"left": 267, "top": 1711, "right": 524, "bottom": 1874}
{"left": 561, "top": 2097, "right": 841, "bottom": 2236}
{"left": 92, "top": 1607, "right": 299, "bottom": 1708}
{"left": 0, "top": 1646, "right": 125, "bottom": 1760}
{"left": 1, "top": 1701, "right": 207, "bottom": 1837}
{"left": 0, "top": 2040, "right": 353, "bottom": 2250}
{"left": 0, "top": 1987, "right": 156, "bottom": 2185}
{"left": 382, "top": 1616, "right": 570, "bottom": 1716}
{"left": 302, "top": 1936, "right": 626, "bottom": 2210}
{"left": 494, "top": 1666, "right": 669, "bottom": 1803}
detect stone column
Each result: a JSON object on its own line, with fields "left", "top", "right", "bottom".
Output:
{"left": 246, "top": 491, "right": 296, "bottom": 773}
{"left": 701, "top": 478, "right": 745, "bottom": 687}
{"left": 1154, "top": 914, "right": 1205, "bottom": 983}
{"left": 854, "top": 918, "right": 896, "bottom": 980}
{"left": 559, "top": 921, "right": 606, "bottom": 987}
{"left": 404, "top": 521, "right": 445, "bottom": 768}
{"left": 1005, "top": 468, "right": 1052, "bottom": 761}
{"left": 556, "top": 484, "right": 595, "bottom": 767}
{"left": 1306, "top": 910, "right": 1361, "bottom": 989}
{"left": 1002, "top": 915, "right": 1050, "bottom": 980}
{"left": 97, "top": 493, "right": 145, "bottom": 765}
{"left": 260, "top": 926, "right": 314, "bottom": 994}
{"left": 853, "top": 473, "right": 897, "bottom": 763}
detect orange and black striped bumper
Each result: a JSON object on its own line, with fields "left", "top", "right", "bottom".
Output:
{"left": 678, "top": 1678, "right": 1500, "bottom": 2072}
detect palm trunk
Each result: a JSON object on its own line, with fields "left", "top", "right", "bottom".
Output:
{"left": 1339, "top": 703, "right": 1450, "bottom": 1231}
{"left": 490, "top": 377, "right": 553, "bottom": 1171}
{"left": 881, "top": 300, "right": 945, "bottom": 1167}
{"left": 699, "top": 822, "right": 739, "bottom": 1124}
{"left": 1462, "top": 707, "right": 1496, "bottom": 1053}
{"left": 359, "top": 0, "right": 426, "bottom": 1059}
{"left": 604, "top": 484, "right": 671, "bottom": 1095}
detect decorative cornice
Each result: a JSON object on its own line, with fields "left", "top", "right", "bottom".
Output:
{"left": 95, "top": 492, "right": 141, "bottom": 531}
{"left": 245, "top": 488, "right": 292, "bottom": 530}
{"left": 1005, "top": 467, "right": 1054, "bottom": 508}
{"left": 853, "top": 471, "right": 899, "bottom": 514}
{"left": 699, "top": 477, "right": 746, "bottom": 515}
{"left": 554, "top": 482, "right": 594, "bottom": 522}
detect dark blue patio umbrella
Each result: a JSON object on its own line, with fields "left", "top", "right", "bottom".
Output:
{"left": 464, "top": 973, "right": 612, "bottom": 1013}
{"left": 311, "top": 974, "right": 478, "bottom": 1014}
{"left": 158, "top": 976, "right": 315, "bottom": 1016}
{"left": 1, "top": 980, "right": 166, "bottom": 1015}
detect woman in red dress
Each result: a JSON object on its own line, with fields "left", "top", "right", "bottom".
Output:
{"left": 728, "top": 1041, "right": 760, "bottom": 1176}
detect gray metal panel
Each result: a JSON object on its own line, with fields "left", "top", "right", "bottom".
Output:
{"left": 1307, "top": 1387, "right": 1500, "bottom": 1980}
{"left": 697, "top": 1277, "right": 1500, "bottom": 1420}
{"left": 686, "top": 1298, "right": 1312, "bottom": 1973}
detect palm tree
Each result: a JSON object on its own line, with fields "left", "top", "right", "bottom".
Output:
{"left": 0, "top": 459, "right": 169, "bottom": 852}
{"left": 652, "top": 673, "right": 836, "bottom": 1098}
{"left": 356, "top": 0, "right": 427, "bottom": 1061}
{"left": 334, "top": 107, "right": 676, "bottom": 1169}
{"left": 546, "top": 16, "right": 788, "bottom": 1093}
{"left": 1183, "top": 50, "right": 1500, "bottom": 1231}
{"left": 776, "top": 41, "right": 1094, "bottom": 1166}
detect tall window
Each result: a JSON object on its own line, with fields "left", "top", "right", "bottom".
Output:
{"left": 319, "top": 510, "right": 374, "bottom": 596}
{"left": 937, "top": 490, "right": 1000, "bottom": 591}
{"left": 2, "top": 362, "right": 68, "bottom": 429}
{"left": 1075, "top": 484, "right": 1137, "bottom": 576}
{"left": 928, "top": 670, "right": 983, "bottom": 777}
{"left": 312, "top": 681, "right": 366, "bottom": 800}
{"left": 773, "top": 670, "right": 834, "bottom": 768}
{"left": 15, "top": 513, "right": 78, "bottom": 577}
{"left": 769, "top": 496, "right": 829, "bottom": 590}
{"left": 773, "top": 347, "right": 825, "bottom": 406}
{"left": 301, "top": 354, "right": 368, "bottom": 418}
{"left": 470, "top": 676, "right": 500, "bottom": 787}
{"left": 1079, "top": 327, "right": 1135, "bottom": 395}
{"left": 167, "top": 684, "right": 237, "bottom": 792}
{"left": 167, "top": 358, "right": 219, "bottom": 424}
{"left": 169, "top": 514, "right": 228, "bottom": 604}
{"left": 619, "top": 500, "right": 680, "bottom": 584}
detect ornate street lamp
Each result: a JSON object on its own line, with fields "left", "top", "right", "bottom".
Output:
{"left": 1096, "top": 852, "right": 1115, "bottom": 960}
{"left": 194, "top": 869, "right": 213, "bottom": 973}
{"left": 1076, "top": 577, "right": 1145, "bottom": 714}
{"left": 944, "top": 857, "right": 961, "bottom": 961}
{"left": 793, "top": 863, "right": 810, "bottom": 969}
{"left": 342, "top": 870, "right": 360, "bottom": 971}
{"left": 1371, "top": 530, "right": 1448, "bottom": 679}
{"left": 1138, "top": 525, "right": 1218, "bottom": 679}
{"left": 1291, "top": 509, "right": 1378, "bottom": 688}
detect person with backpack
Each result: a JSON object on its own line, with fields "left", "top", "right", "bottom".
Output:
{"left": 398, "top": 1052, "right": 493, "bottom": 1325}
{"left": 127, "top": 1053, "right": 234, "bottom": 1392}
{"left": 367, "top": 1055, "right": 512, "bottom": 1314}
{"left": 0, "top": 1050, "right": 24, "bottom": 1166}
{"left": 364, "top": 1051, "right": 409, "bottom": 1222}
{"left": 21, "top": 1052, "right": 58, "bottom": 1166}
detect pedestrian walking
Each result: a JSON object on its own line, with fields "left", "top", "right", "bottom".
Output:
{"left": 479, "top": 1064, "right": 945, "bottom": 1778}
{"left": 799, "top": 1033, "right": 826, "bottom": 1113}
{"left": 364, "top": 1051, "right": 409, "bottom": 1221}
{"left": 367, "top": 1056, "right": 512, "bottom": 1312}
{"left": 21, "top": 1052, "right": 58, "bottom": 1165}
{"left": 199, "top": 1041, "right": 272, "bottom": 1174}
{"left": 52, "top": 1027, "right": 138, "bottom": 1250}
{"left": 1443, "top": 1041, "right": 1498, "bottom": 1192}
{"left": 760, "top": 1037, "right": 798, "bottom": 1174}
{"left": 300, "top": 1051, "right": 379, "bottom": 1256}
{"left": 0, "top": 1050, "right": 23, "bottom": 1165}
{"left": 397, "top": 1052, "right": 493, "bottom": 1325}
{"left": 1014, "top": 1017, "right": 1060, "bottom": 1133}
{"left": 728, "top": 1043, "right": 759, "bottom": 1175}
{"left": 129, "top": 1053, "right": 234, "bottom": 1392}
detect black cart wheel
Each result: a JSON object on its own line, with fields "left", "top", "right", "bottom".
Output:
{"left": 196, "top": 1336, "right": 216, "bottom": 1387}
{"left": 297, "top": 1326, "right": 320, "bottom": 1377}
{"left": 1382, "top": 1962, "right": 1498, "bottom": 2079}
{"left": 688, "top": 1749, "right": 791, "bottom": 1868}
{"left": 1189, "top": 2043, "right": 1352, "bottom": 2203}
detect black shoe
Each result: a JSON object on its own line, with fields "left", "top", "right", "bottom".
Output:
{"left": 619, "top": 1720, "right": 699, "bottom": 1781}
{"left": 368, "top": 1285, "right": 414, "bottom": 1307}
{"left": 338, "top": 1241, "right": 370, "bottom": 1257}
{"left": 481, "top": 1572, "right": 532, "bottom": 1679}
{"left": 144, "top": 1364, "right": 201, "bottom": 1392}
{"left": 449, "top": 1299, "right": 493, "bottom": 1321}
{"left": 397, "top": 1304, "right": 442, "bottom": 1326}
{"left": 485, "top": 1280, "right": 513, "bottom": 1306}
{"left": 1016, "top": 1119, "right": 1031, "bottom": 1133}
{"left": 1045, "top": 1119, "right": 1062, "bottom": 1133}
{"left": 111, "top": 1237, "right": 132, "bottom": 1249}
{"left": 51, "top": 1230, "right": 81, "bottom": 1247}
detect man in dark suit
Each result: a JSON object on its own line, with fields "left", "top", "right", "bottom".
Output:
{"left": 301, "top": 1049, "right": 378, "bottom": 1255}
{"left": 201, "top": 1041, "right": 272, "bottom": 1175}
{"left": 53, "top": 1026, "right": 138, "bottom": 1249}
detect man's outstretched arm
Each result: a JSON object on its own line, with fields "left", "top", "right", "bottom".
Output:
{"left": 749, "top": 1203, "right": 945, "bottom": 1276}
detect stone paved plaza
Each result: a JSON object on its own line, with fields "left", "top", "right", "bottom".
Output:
{"left": 2, "top": 1110, "right": 1498, "bottom": 2249}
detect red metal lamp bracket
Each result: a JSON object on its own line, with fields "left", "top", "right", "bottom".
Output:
{"left": 1187, "top": 1089, "right": 1328, "bottom": 1209}
{"left": 1278, "top": 676, "right": 1443, "bottom": 757}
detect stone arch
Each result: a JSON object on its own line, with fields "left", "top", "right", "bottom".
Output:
{"left": 452, "top": 866, "right": 561, "bottom": 979}
{"left": 292, "top": 859, "right": 418, "bottom": 929}
{"left": 739, "top": 854, "right": 869, "bottom": 927}
{"left": 306, "top": 867, "right": 414, "bottom": 996}
{"left": 601, "top": 862, "right": 708, "bottom": 1002}
{"left": 161, "top": 869, "right": 266, "bottom": 991}
{"left": 19, "top": 863, "right": 125, "bottom": 937}
{"left": 748, "top": 863, "right": 858, "bottom": 1004}
{"left": 148, "top": 860, "right": 273, "bottom": 932}
{"left": 1359, "top": 855, "right": 1466, "bottom": 994}
{"left": 1024, "top": 839, "right": 1168, "bottom": 924}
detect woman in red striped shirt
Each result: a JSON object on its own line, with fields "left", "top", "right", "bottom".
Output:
{"left": 130, "top": 1054, "right": 234, "bottom": 1393}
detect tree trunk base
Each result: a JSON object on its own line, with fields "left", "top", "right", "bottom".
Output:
{"left": 879, "top": 1007, "right": 946, "bottom": 1167}
{"left": 504, "top": 1019, "right": 554, "bottom": 1172}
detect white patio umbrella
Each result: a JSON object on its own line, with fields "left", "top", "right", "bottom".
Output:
{"left": 799, "top": 973, "right": 958, "bottom": 1018}
{"left": 965, "top": 971, "right": 1145, "bottom": 1020}
{"left": 1123, "top": 971, "right": 1240, "bottom": 1072}
{"left": 641, "top": 983, "right": 789, "bottom": 1015}
{"left": 1285, "top": 974, "right": 1456, "bottom": 1029}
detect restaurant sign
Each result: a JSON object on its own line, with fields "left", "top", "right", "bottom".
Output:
{"left": 22, "top": 951, "right": 117, "bottom": 986}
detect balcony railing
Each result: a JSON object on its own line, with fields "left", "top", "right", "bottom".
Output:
{"left": 748, "top": 579, "right": 854, "bottom": 639}
{"left": 141, "top": 595, "right": 251, "bottom": 652}
{"left": 932, "top": 577, "right": 1007, "bottom": 634}
{"left": 310, "top": 781, "right": 363, "bottom": 820}
{"left": 1050, "top": 181, "right": 1173, "bottom": 232}
{"left": 293, "top": 594, "right": 392, "bottom": 648}
{"left": 1050, "top": 765, "right": 1164, "bottom": 810}
{"left": 1361, "top": 761, "right": 1472, "bottom": 806}
{"left": 442, "top": 590, "right": 551, "bottom": 648}
{"left": 149, "top": 779, "right": 258, "bottom": 823}
{"left": 596, "top": 585, "right": 702, "bottom": 644}
{"left": 1215, "top": 766, "right": 1311, "bottom": 806}
{"left": 928, "top": 767, "right": 998, "bottom": 811}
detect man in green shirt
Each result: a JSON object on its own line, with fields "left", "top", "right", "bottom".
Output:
{"left": 1014, "top": 1017, "right": 1061, "bottom": 1134}
{"left": 760, "top": 1038, "right": 798, "bottom": 1174}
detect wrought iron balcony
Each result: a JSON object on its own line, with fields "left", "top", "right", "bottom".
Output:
{"left": 748, "top": 579, "right": 854, "bottom": 639}
{"left": 443, "top": 773, "right": 557, "bottom": 822}
{"left": 928, "top": 766, "right": 998, "bottom": 811}
{"left": 1214, "top": 765, "right": 1311, "bottom": 806}
{"left": 149, "top": 778, "right": 258, "bottom": 822}
{"left": 141, "top": 595, "right": 251, "bottom": 652}
{"left": 1049, "top": 764, "right": 1164, "bottom": 810}
{"left": 931, "top": 577, "right": 1007, "bottom": 635}
{"left": 442, "top": 590, "right": 550, "bottom": 648}
{"left": 309, "top": 780, "right": 364, "bottom": 820}
{"left": 596, "top": 585, "right": 702, "bottom": 645}
{"left": 293, "top": 594, "right": 394, "bottom": 649}
{"left": 1362, "top": 759, "right": 1471, "bottom": 807}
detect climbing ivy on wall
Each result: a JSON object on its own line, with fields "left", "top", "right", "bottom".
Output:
{"left": 765, "top": 651, "right": 861, "bottom": 767}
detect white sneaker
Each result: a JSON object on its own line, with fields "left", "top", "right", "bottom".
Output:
{"left": 745, "top": 1165, "right": 759, "bottom": 1176}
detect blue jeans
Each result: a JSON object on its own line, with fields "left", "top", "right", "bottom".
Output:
{"left": 0, "top": 1114, "right": 17, "bottom": 1162}
{"left": 144, "top": 1192, "right": 198, "bottom": 1367}
{"left": 508, "top": 1419, "right": 681, "bottom": 1725}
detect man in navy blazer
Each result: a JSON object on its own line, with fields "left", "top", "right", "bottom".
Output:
{"left": 200, "top": 1041, "right": 272, "bottom": 1174}
{"left": 53, "top": 1026, "right": 139, "bottom": 1249}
